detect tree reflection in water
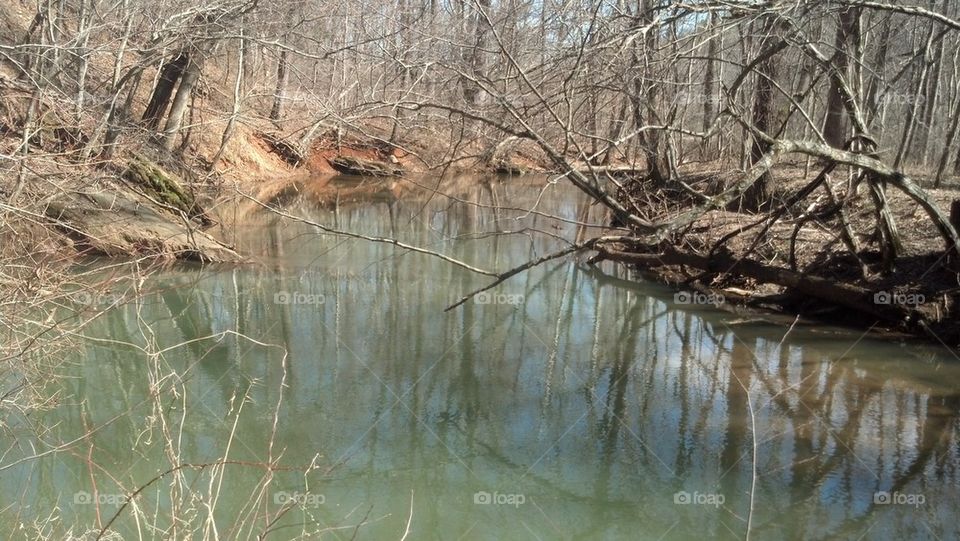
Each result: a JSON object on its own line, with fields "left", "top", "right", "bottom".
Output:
{"left": 4, "top": 178, "right": 957, "bottom": 539}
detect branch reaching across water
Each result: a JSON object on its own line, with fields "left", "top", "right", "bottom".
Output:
{"left": 237, "top": 189, "right": 498, "bottom": 277}
{"left": 444, "top": 235, "right": 642, "bottom": 311}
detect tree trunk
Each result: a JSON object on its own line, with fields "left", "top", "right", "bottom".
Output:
{"left": 916, "top": 36, "right": 944, "bottom": 164}
{"left": 142, "top": 53, "right": 188, "bottom": 130}
{"left": 463, "top": 0, "right": 490, "bottom": 107}
{"left": 742, "top": 20, "right": 780, "bottom": 213}
{"left": 701, "top": 12, "right": 720, "bottom": 159}
{"left": 601, "top": 96, "right": 629, "bottom": 165}
{"left": 894, "top": 34, "right": 934, "bottom": 169}
{"left": 82, "top": 11, "right": 133, "bottom": 161}
{"left": 950, "top": 200, "right": 960, "bottom": 269}
{"left": 211, "top": 34, "right": 245, "bottom": 170}
{"left": 160, "top": 55, "right": 201, "bottom": 150}
{"left": 104, "top": 71, "right": 142, "bottom": 160}
{"left": 74, "top": 0, "right": 91, "bottom": 125}
{"left": 864, "top": 15, "right": 892, "bottom": 125}
{"left": 823, "top": 7, "right": 861, "bottom": 149}
{"left": 630, "top": 0, "right": 671, "bottom": 184}
{"left": 954, "top": 133, "right": 960, "bottom": 176}
{"left": 269, "top": 49, "right": 288, "bottom": 121}
{"left": 935, "top": 91, "right": 960, "bottom": 187}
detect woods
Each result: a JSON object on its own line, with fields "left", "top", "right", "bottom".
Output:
{"left": 5, "top": 0, "right": 960, "bottom": 182}
{"left": 3, "top": 0, "right": 960, "bottom": 354}
{"left": 3, "top": 1, "right": 960, "bottom": 338}
{"left": 5, "top": 1, "right": 960, "bottom": 539}
{"left": 2, "top": 1, "right": 958, "bottom": 167}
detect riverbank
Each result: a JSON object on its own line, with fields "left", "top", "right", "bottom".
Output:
{"left": 217, "top": 163, "right": 960, "bottom": 347}
{"left": 11, "top": 180, "right": 960, "bottom": 539}
{"left": 2, "top": 77, "right": 959, "bottom": 347}
{"left": 595, "top": 161, "right": 960, "bottom": 346}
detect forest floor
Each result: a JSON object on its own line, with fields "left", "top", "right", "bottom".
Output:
{"left": 598, "top": 160, "right": 960, "bottom": 346}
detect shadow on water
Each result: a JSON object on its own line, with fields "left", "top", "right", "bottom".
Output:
{"left": 3, "top": 176, "right": 959, "bottom": 539}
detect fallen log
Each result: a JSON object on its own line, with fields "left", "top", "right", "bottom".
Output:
{"left": 594, "top": 244, "right": 918, "bottom": 325}
{"left": 122, "top": 157, "right": 211, "bottom": 225}
{"left": 329, "top": 156, "right": 403, "bottom": 177}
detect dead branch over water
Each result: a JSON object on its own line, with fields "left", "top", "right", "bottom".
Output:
{"left": 4, "top": 0, "right": 960, "bottom": 537}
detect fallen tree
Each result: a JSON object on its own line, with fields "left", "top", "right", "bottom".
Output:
{"left": 592, "top": 243, "right": 922, "bottom": 327}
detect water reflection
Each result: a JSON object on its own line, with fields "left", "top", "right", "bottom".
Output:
{"left": 2, "top": 176, "right": 958, "bottom": 539}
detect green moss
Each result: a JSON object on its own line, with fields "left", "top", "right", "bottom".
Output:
{"left": 122, "top": 159, "right": 196, "bottom": 216}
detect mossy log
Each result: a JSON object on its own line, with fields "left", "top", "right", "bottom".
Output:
{"left": 122, "top": 158, "right": 210, "bottom": 225}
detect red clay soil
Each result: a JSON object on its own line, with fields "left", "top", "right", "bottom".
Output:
{"left": 302, "top": 136, "right": 417, "bottom": 176}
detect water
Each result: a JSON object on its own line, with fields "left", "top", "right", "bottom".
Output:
{"left": 3, "top": 176, "right": 959, "bottom": 540}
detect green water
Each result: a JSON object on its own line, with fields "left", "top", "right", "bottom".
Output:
{"left": 3, "top": 177, "right": 959, "bottom": 540}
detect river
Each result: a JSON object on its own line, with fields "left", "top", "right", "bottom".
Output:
{"left": 3, "top": 175, "right": 958, "bottom": 540}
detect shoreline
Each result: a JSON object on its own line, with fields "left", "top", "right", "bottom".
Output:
{"left": 9, "top": 134, "right": 960, "bottom": 349}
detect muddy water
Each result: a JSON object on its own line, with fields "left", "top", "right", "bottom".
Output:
{"left": 3, "top": 176, "right": 959, "bottom": 540}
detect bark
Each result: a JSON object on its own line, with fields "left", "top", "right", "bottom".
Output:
{"left": 142, "top": 53, "right": 188, "bottom": 130}
{"left": 601, "top": 96, "right": 629, "bottom": 165}
{"left": 596, "top": 244, "right": 916, "bottom": 324}
{"left": 823, "top": 7, "right": 861, "bottom": 149}
{"left": 742, "top": 19, "right": 780, "bottom": 213}
{"left": 160, "top": 55, "right": 202, "bottom": 151}
{"left": 463, "top": 0, "right": 490, "bottom": 107}
{"left": 629, "top": 0, "right": 672, "bottom": 184}
{"left": 104, "top": 71, "right": 142, "bottom": 160}
{"left": 818, "top": 179, "right": 863, "bottom": 273}
{"left": 916, "top": 34, "right": 944, "bottom": 164}
{"left": 269, "top": 49, "right": 288, "bottom": 121}
{"left": 19, "top": 12, "right": 44, "bottom": 77}
{"left": 950, "top": 200, "right": 960, "bottom": 269}
{"left": 211, "top": 34, "right": 245, "bottom": 170}
{"left": 894, "top": 33, "right": 934, "bottom": 169}
{"left": 81, "top": 11, "right": 133, "bottom": 161}
{"left": 867, "top": 178, "right": 903, "bottom": 272}
{"left": 74, "top": 0, "right": 91, "bottom": 124}
{"left": 863, "top": 15, "right": 892, "bottom": 124}
{"left": 955, "top": 135, "right": 960, "bottom": 176}
{"left": 701, "top": 12, "right": 720, "bottom": 159}
{"left": 935, "top": 90, "right": 960, "bottom": 187}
